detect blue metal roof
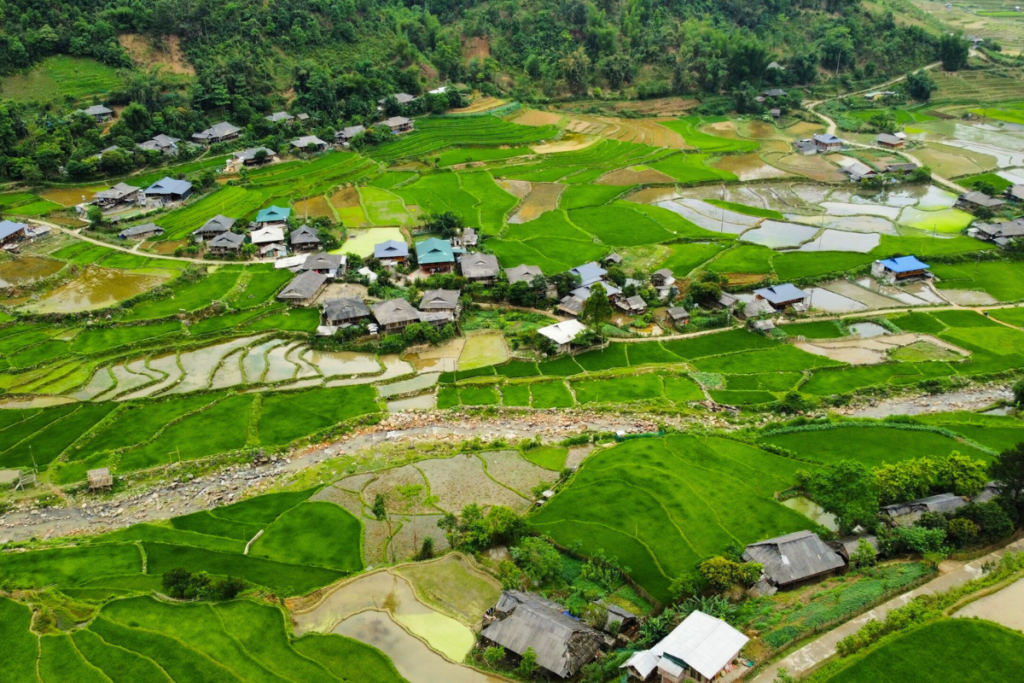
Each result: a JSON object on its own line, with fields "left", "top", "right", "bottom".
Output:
{"left": 754, "top": 283, "right": 808, "bottom": 305}
{"left": 374, "top": 239, "right": 409, "bottom": 258}
{"left": 416, "top": 237, "right": 454, "bottom": 265}
{"left": 879, "top": 256, "right": 930, "bottom": 273}
{"left": 256, "top": 206, "right": 291, "bottom": 222}
{"left": 0, "top": 220, "right": 28, "bottom": 240}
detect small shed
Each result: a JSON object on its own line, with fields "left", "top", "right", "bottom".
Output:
{"left": 829, "top": 535, "right": 880, "bottom": 563}
{"left": 88, "top": 467, "right": 114, "bottom": 490}
{"left": 537, "top": 319, "right": 588, "bottom": 354}
{"left": 666, "top": 307, "right": 690, "bottom": 326}
{"left": 336, "top": 125, "right": 366, "bottom": 143}
{"left": 880, "top": 492, "right": 967, "bottom": 526}
{"left": 875, "top": 133, "right": 905, "bottom": 149}
{"left": 558, "top": 295, "right": 585, "bottom": 317}
{"left": 616, "top": 295, "right": 647, "bottom": 314}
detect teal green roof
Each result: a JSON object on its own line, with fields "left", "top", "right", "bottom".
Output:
{"left": 416, "top": 238, "right": 455, "bottom": 265}
{"left": 256, "top": 205, "right": 291, "bottom": 222}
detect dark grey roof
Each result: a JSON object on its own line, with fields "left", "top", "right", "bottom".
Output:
{"left": 459, "top": 252, "right": 500, "bottom": 279}
{"left": 94, "top": 183, "right": 140, "bottom": 201}
{"left": 830, "top": 535, "right": 879, "bottom": 560}
{"left": 876, "top": 133, "right": 903, "bottom": 145}
{"left": 667, "top": 307, "right": 690, "bottom": 320}
{"left": 290, "top": 135, "right": 328, "bottom": 149}
{"left": 885, "top": 162, "right": 918, "bottom": 172}
{"left": 208, "top": 232, "right": 245, "bottom": 249}
{"left": 604, "top": 252, "right": 623, "bottom": 264}
{"left": 372, "top": 298, "right": 421, "bottom": 326}
{"left": 483, "top": 591, "right": 603, "bottom": 678}
{"left": 278, "top": 271, "right": 329, "bottom": 300}
{"left": 506, "top": 264, "right": 543, "bottom": 284}
{"left": 302, "top": 252, "right": 344, "bottom": 271}
{"left": 558, "top": 295, "right": 585, "bottom": 316}
{"left": 194, "top": 215, "right": 235, "bottom": 236}
{"left": 265, "top": 111, "right": 294, "bottom": 122}
{"left": 382, "top": 116, "right": 412, "bottom": 128}
{"left": 762, "top": 88, "right": 787, "bottom": 97}
{"left": 880, "top": 492, "right": 967, "bottom": 518}
{"left": 192, "top": 121, "right": 241, "bottom": 140}
{"left": 379, "top": 93, "right": 417, "bottom": 105}
{"left": 598, "top": 600, "right": 637, "bottom": 632}
{"left": 742, "top": 530, "right": 845, "bottom": 587}
{"left": 323, "top": 297, "right": 371, "bottom": 322}
{"left": 419, "top": 289, "right": 460, "bottom": 310}
{"left": 961, "top": 191, "right": 1005, "bottom": 208}
{"left": 974, "top": 218, "right": 1024, "bottom": 239}
{"left": 290, "top": 225, "right": 321, "bottom": 245}
{"left": 234, "top": 146, "right": 276, "bottom": 162}
{"left": 79, "top": 105, "right": 113, "bottom": 116}
{"left": 337, "top": 125, "right": 366, "bottom": 140}
{"left": 145, "top": 177, "right": 193, "bottom": 196}
{"left": 119, "top": 223, "right": 164, "bottom": 238}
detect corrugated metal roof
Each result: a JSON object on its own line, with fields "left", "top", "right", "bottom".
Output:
{"left": 743, "top": 530, "right": 844, "bottom": 586}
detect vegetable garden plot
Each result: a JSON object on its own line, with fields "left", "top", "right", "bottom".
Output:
{"left": 530, "top": 435, "right": 821, "bottom": 602}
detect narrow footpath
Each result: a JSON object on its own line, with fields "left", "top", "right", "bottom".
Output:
{"left": 751, "top": 537, "right": 1024, "bottom": 683}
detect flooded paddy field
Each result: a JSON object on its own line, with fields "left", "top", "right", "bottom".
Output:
{"left": 25, "top": 266, "right": 168, "bottom": 313}
{"left": 335, "top": 227, "right": 406, "bottom": 258}
{"left": 0, "top": 256, "right": 64, "bottom": 287}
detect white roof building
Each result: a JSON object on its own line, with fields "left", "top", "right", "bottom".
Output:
{"left": 621, "top": 611, "right": 749, "bottom": 682}
{"left": 536, "top": 319, "right": 587, "bottom": 348}
{"left": 250, "top": 226, "right": 285, "bottom": 245}
{"left": 273, "top": 255, "right": 307, "bottom": 270}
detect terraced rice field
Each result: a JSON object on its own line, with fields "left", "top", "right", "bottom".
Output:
{"left": 366, "top": 115, "right": 559, "bottom": 162}
{"left": 531, "top": 435, "right": 823, "bottom": 602}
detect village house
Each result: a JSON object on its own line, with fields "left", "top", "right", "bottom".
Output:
{"left": 970, "top": 217, "right": 1024, "bottom": 247}
{"left": 336, "top": 125, "right": 366, "bottom": 145}
{"left": 622, "top": 610, "right": 749, "bottom": 683}
{"left": 651, "top": 268, "right": 676, "bottom": 297}
{"left": 536, "top": 319, "right": 588, "bottom": 354}
{"left": 118, "top": 223, "right": 164, "bottom": 240}
{"left": 229, "top": 147, "right": 278, "bottom": 171}
{"left": 302, "top": 252, "right": 346, "bottom": 279}
{"left": 92, "top": 183, "right": 142, "bottom": 211}
{"left": 374, "top": 239, "right": 409, "bottom": 264}
{"left": 277, "top": 270, "right": 329, "bottom": 306}
{"left": 603, "top": 252, "right": 623, "bottom": 266}
{"left": 255, "top": 206, "right": 291, "bottom": 228}
{"left": 958, "top": 191, "right": 1005, "bottom": 212}
{"left": 749, "top": 318, "right": 777, "bottom": 334}
{"left": 379, "top": 93, "right": 417, "bottom": 106}
{"left": 769, "top": 107, "right": 781, "bottom": 119}
{"left": 481, "top": 591, "right": 604, "bottom": 679}
{"left": 812, "top": 133, "right": 845, "bottom": 153}
{"left": 743, "top": 530, "right": 845, "bottom": 594}
{"left": 207, "top": 231, "right": 246, "bottom": 255}
{"left": 665, "top": 307, "right": 690, "bottom": 327}
{"left": 1005, "top": 184, "right": 1024, "bottom": 203}
{"left": 77, "top": 105, "right": 114, "bottom": 122}
{"left": 260, "top": 243, "right": 287, "bottom": 259}
{"left": 762, "top": 88, "right": 787, "bottom": 98}
{"left": 290, "top": 225, "right": 321, "bottom": 252}
{"left": 743, "top": 297, "right": 782, "bottom": 320}
{"left": 455, "top": 227, "right": 479, "bottom": 249}
{"left": 838, "top": 159, "right": 877, "bottom": 182}
{"left": 144, "top": 177, "right": 193, "bottom": 204}
{"left": 871, "top": 256, "right": 931, "bottom": 283}
{"left": 193, "top": 215, "right": 235, "bottom": 240}
{"left": 884, "top": 161, "right": 918, "bottom": 174}
{"left": 880, "top": 492, "right": 967, "bottom": 526}
{"left": 875, "top": 133, "right": 905, "bottom": 149}
{"left": 192, "top": 121, "right": 241, "bottom": 144}
{"left": 265, "top": 111, "right": 294, "bottom": 124}
{"left": 573, "top": 281, "right": 621, "bottom": 302}
{"left": 419, "top": 289, "right": 461, "bottom": 320}
{"left": 297, "top": 113, "right": 311, "bottom": 124}
{"left": 290, "top": 135, "right": 329, "bottom": 152}
{"left": 323, "top": 297, "right": 372, "bottom": 327}
{"left": 249, "top": 226, "right": 285, "bottom": 249}
{"left": 371, "top": 298, "right": 423, "bottom": 334}
{"left": 506, "top": 264, "right": 544, "bottom": 286}
{"left": 416, "top": 237, "right": 456, "bottom": 274}
{"left": 616, "top": 295, "right": 647, "bottom": 315}
{"left": 137, "top": 134, "right": 181, "bottom": 156}
{"left": 829, "top": 536, "right": 880, "bottom": 564}
{"left": 0, "top": 220, "right": 28, "bottom": 247}
{"left": 557, "top": 294, "right": 586, "bottom": 317}
{"left": 570, "top": 261, "right": 608, "bottom": 287}
{"left": 753, "top": 284, "right": 808, "bottom": 311}
{"left": 459, "top": 252, "right": 500, "bottom": 283}
{"left": 87, "top": 467, "right": 114, "bottom": 490}
{"left": 383, "top": 116, "right": 414, "bottom": 134}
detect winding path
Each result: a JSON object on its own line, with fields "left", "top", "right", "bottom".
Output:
{"left": 803, "top": 60, "right": 968, "bottom": 194}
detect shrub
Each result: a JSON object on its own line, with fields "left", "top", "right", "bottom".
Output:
{"left": 483, "top": 646, "right": 506, "bottom": 668}
{"left": 947, "top": 518, "right": 979, "bottom": 548}
{"left": 510, "top": 538, "right": 562, "bottom": 587}
{"left": 850, "top": 539, "right": 878, "bottom": 569}
{"left": 518, "top": 647, "right": 538, "bottom": 677}
{"left": 417, "top": 537, "right": 435, "bottom": 561}
{"left": 953, "top": 502, "right": 1014, "bottom": 541}
{"left": 697, "top": 556, "right": 761, "bottom": 592}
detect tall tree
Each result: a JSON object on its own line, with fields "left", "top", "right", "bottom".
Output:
{"left": 939, "top": 33, "right": 969, "bottom": 71}
{"left": 991, "top": 442, "right": 1024, "bottom": 503}
{"left": 581, "top": 283, "right": 612, "bottom": 328}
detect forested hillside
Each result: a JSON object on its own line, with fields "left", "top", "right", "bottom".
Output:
{"left": 0, "top": 0, "right": 938, "bottom": 116}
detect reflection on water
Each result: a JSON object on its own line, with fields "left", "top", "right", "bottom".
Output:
{"left": 332, "top": 611, "right": 502, "bottom": 683}
{"left": 28, "top": 267, "right": 166, "bottom": 313}
{"left": 848, "top": 322, "right": 889, "bottom": 338}
{"left": 796, "top": 230, "right": 880, "bottom": 253}
{"left": 805, "top": 287, "right": 868, "bottom": 313}
{"left": 307, "top": 349, "right": 381, "bottom": 377}
{"left": 740, "top": 220, "right": 819, "bottom": 249}
{"left": 388, "top": 394, "right": 437, "bottom": 412}
{"left": 0, "top": 256, "right": 63, "bottom": 286}
{"left": 379, "top": 373, "right": 440, "bottom": 398}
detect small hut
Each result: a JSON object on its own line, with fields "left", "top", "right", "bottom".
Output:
{"left": 88, "top": 467, "right": 114, "bottom": 490}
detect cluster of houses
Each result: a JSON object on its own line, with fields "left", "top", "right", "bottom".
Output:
{"left": 82, "top": 176, "right": 194, "bottom": 222}
{"left": 0, "top": 219, "right": 50, "bottom": 252}
{"left": 555, "top": 255, "right": 676, "bottom": 319}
